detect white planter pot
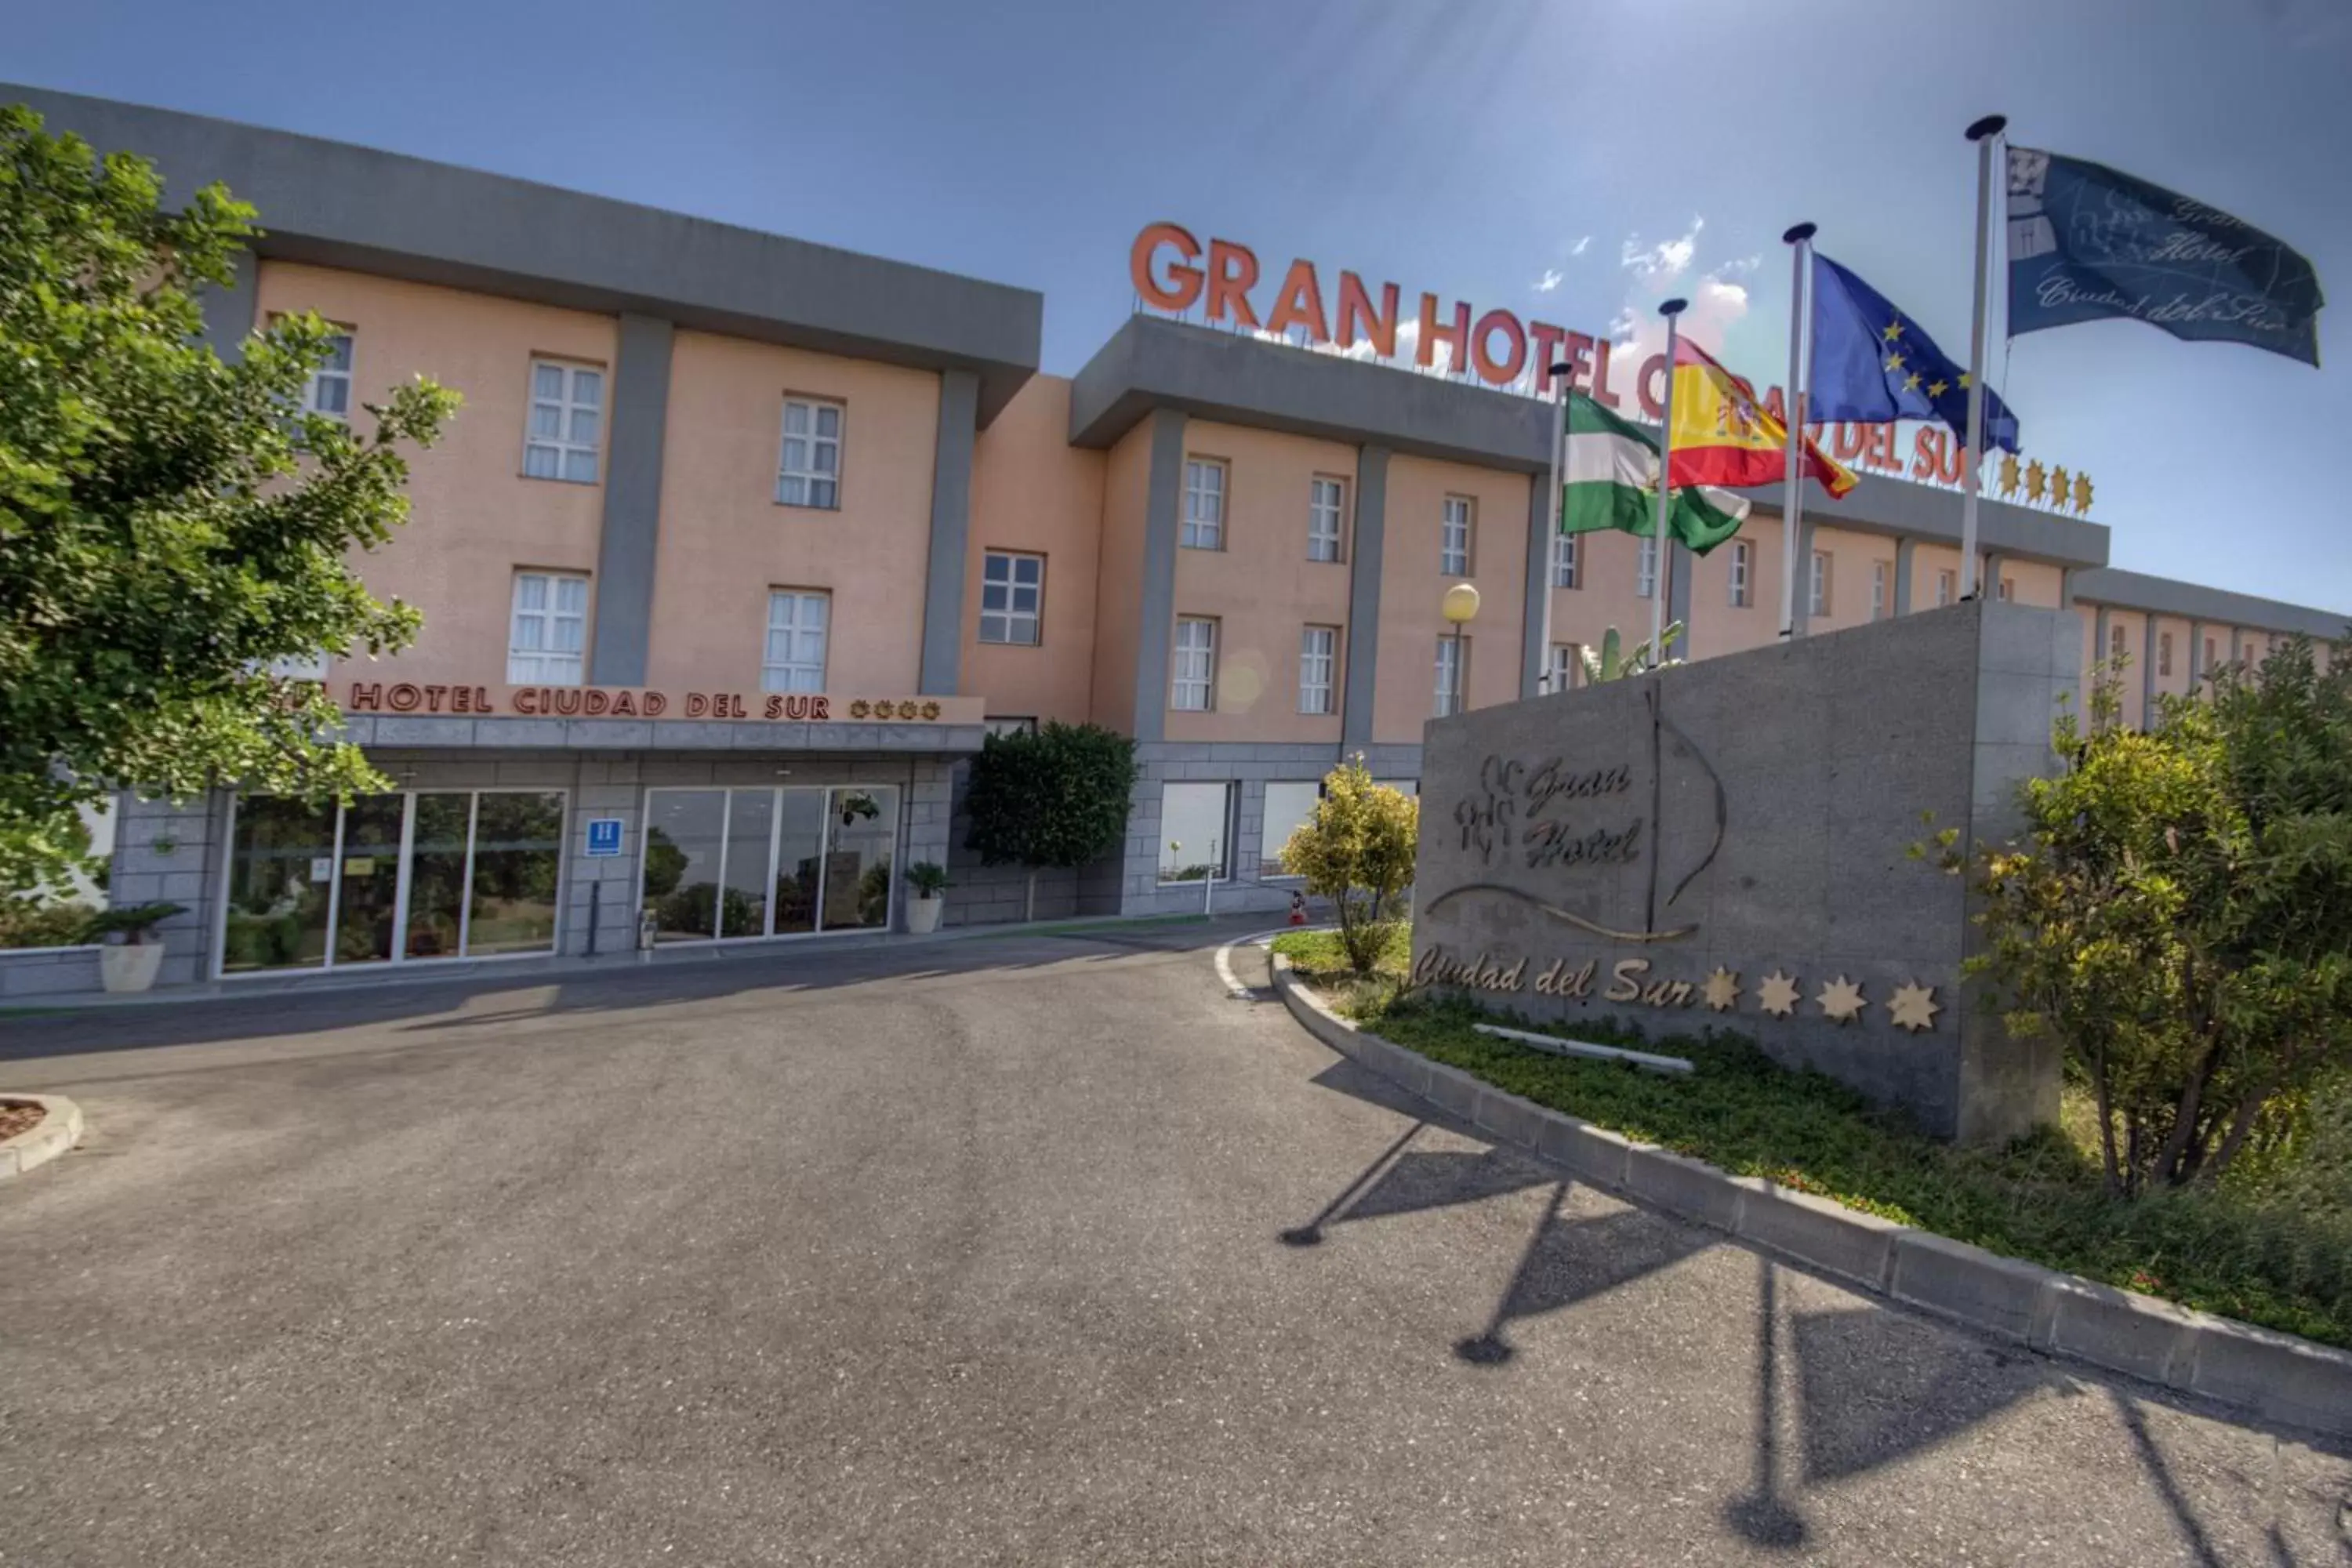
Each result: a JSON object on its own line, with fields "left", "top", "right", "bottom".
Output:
{"left": 906, "top": 896, "right": 943, "bottom": 935}
{"left": 100, "top": 941, "right": 165, "bottom": 993}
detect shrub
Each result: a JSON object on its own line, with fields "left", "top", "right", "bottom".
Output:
{"left": 1278, "top": 760, "right": 1417, "bottom": 975}
{"left": 964, "top": 722, "right": 1138, "bottom": 922}
{"left": 0, "top": 899, "right": 99, "bottom": 949}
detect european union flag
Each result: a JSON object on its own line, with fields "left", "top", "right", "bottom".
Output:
{"left": 1807, "top": 252, "right": 2020, "bottom": 454}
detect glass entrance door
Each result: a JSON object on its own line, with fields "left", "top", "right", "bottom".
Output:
{"left": 220, "top": 789, "right": 568, "bottom": 976}
{"left": 641, "top": 785, "right": 898, "bottom": 944}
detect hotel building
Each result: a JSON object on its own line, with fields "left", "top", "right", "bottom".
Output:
{"left": 11, "top": 86, "right": 2343, "bottom": 993}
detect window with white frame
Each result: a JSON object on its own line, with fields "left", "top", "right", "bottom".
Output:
{"left": 2110, "top": 623, "right": 2129, "bottom": 662}
{"left": 2203, "top": 636, "right": 2218, "bottom": 677}
{"left": 1298, "top": 626, "right": 1338, "bottom": 715}
{"left": 978, "top": 550, "right": 1044, "bottom": 645}
{"left": 1441, "top": 495, "right": 1474, "bottom": 575}
{"left": 777, "top": 398, "right": 843, "bottom": 509}
{"left": 1160, "top": 782, "right": 1234, "bottom": 883}
{"left": 1871, "top": 561, "right": 1889, "bottom": 621}
{"left": 1182, "top": 459, "right": 1226, "bottom": 549}
{"left": 1552, "top": 531, "right": 1579, "bottom": 589}
{"left": 1728, "top": 539, "right": 1751, "bottom": 608}
{"left": 2158, "top": 631, "right": 2174, "bottom": 678}
{"left": 523, "top": 360, "right": 603, "bottom": 483}
{"left": 1936, "top": 568, "right": 1956, "bottom": 607}
{"left": 761, "top": 590, "right": 830, "bottom": 691}
{"left": 985, "top": 716, "right": 1037, "bottom": 739}
{"left": 1637, "top": 535, "right": 1659, "bottom": 599}
{"left": 507, "top": 572, "right": 589, "bottom": 684}
{"left": 1308, "top": 477, "right": 1345, "bottom": 562}
{"left": 1171, "top": 617, "right": 1217, "bottom": 710}
{"left": 1809, "top": 550, "right": 1832, "bottom": 618}
{"left": 1435, "top": 636, "right": 1469, "bottom": 717}
{"left": 303, "top": 332, "right": 354, "bottom": 419}
{"left": 1998, "top": 576, "right": 2015, "bottom": 601}
{"left": 1548, "top": 642, "right": 1577, "bottom": 693}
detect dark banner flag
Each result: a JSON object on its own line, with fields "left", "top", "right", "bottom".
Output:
{"left": 2005, "top": 146, "right": 2325, "bottom": 366}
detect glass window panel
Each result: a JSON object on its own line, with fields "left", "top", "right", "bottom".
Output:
{"left": 517, "top": 575, "right": 547, "bottom": 611}
{"left": 562, "top": 449, "right": 597, "bottom": 483}
{"left": 1160, "top": 782, "right": 1232, "bottom": 882}
{"left": 555, "top": 578, "right": 587, "bottom": 613}
{"left": 643, "top": 790, "right": 727, "bottom": 942}
{"left": 1014, "top": 557, "right": 1041, "bottom": 585}
{"left": 524, "top": 445, "right": 560, "bottom": 479}
{"left": 317, "top": 379, "right": 349, "bottom": 416}
{"left": 534, "top": 364, "right": 564, "bottom": 398}
{"left": 403, "top": 793, "right": 473, "bottom": 960}
{"left": 1261, "top": 782, "right": 1321, "bottom": 877}
{"left": 811, "top": 443, "right": 837, "bottom": 474}
{"left": 568, "top": 408, "right": 601, "bottom": 445}
{"left": 332, "top": 793, "right": 405, "bottom": 967}
{"left": 717, "top": 789, "right": 775, "bottom": 940}
{"left": 466, "top": 793, "right": 564, "bottom": 956}
{"left": 322, "top": 335, "right": 354, "bottom": 372}
{"left": 220, "top": 796, "right": 337, "bottom": 972}
{"left": 815, "top": 405, "right": 840, "bottom": 437}
{"left": 782, "top": 437, "right": 808, "bottom": 470}
{"left": 779, "top": 474, "right": 808, "bottom": 506}
{"left": 982, "top": 584, "right": 1007, "bottom": 612}
{"left": 531, "top": 404, "right": 562, "bottom": 439}
{"left": 784, "top": 403, "right": 810, "bottom": 434}
{"left": 572, "top": 369, "right": 601, "bottom": 407}
{"left": 552, "top": 617, "right": 583, "bottom": 653}
{"left": 811, "top": 479, "right": 837, "bottom": 508}
{"left": 818, "top": 786, "right": 898, "bottom": 931}
{"left": 771, "top": 789, "right": 827, "bottom": 935}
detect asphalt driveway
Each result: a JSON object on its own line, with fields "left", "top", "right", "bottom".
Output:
{"left": 2, "top": 922, "right": 2347, "bottom": 1566}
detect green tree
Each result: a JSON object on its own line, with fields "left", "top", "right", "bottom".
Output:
{"left": 962, "top": 721, "right": 1138, "bottom": 921}
{"left": 0, "top": 106, "right": 459, "bottom": 894}
{"left": 1958, "top": 638, "right": 2352, "bottom": 1193}
{"left": 1279, "top": 760, "right": 1417, "bottom": 975}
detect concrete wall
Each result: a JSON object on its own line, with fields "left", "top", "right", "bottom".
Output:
{"left": 964, "top": 376, "right": 1105, "bottom": 726}
{"left": 647, "top": 332, "right": 942, "bottom": 694}
{"left": 1410, "top": 601, "right": 2078, "bottom": 1142}
{"left": 255, "top": 262, "right": 616, "bottom": 688}
{"left": 0, "top": 946, "right": 104, "bottom": 1000}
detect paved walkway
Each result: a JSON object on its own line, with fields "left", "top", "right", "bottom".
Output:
{"left": 2, "top": 924, "right": 2345, "bottom": 1565}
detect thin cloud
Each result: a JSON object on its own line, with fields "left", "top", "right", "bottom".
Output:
{"left": 1534, "top": 268, "right": 1564, "bottom": 292}
{"left": 1571, "top": 234, "right": 1592, "bottom": 256}
{"left": 1621, "top": 216, "right": 1706, "bottom": 281}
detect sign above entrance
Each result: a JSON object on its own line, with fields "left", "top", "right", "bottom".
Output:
{"left": 584, "top": 818, "right": 626, "bottom": 858}
{"left": 1127, "top": 223, "right": 2092, "bottom": 511}
{"left": 332, "top": 681, "right": 985, "bottom": 726}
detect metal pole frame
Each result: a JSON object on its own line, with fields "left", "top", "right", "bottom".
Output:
{"left": 1959, "top": 114, "right": 2006, "bottom": 600}
{"left": 1650, "top": 299, "right": 1687, "bottom": 669}
{"left": 1778, "top": 223, "right": 1816, "bottom": 638}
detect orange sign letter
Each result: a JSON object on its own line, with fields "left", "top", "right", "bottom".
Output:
{"left": 1130, "top": 223, "right": 1203, "bottom": 312}
{"left": 1264, "top": 258, "right": 1331, "bottom": 343}
{"left": 1205, "top": 239, "right": 1261, "bottom": 328}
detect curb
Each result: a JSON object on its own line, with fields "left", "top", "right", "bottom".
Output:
{"left": 1267, "top": 952, "right": 2352, "bottom": 1440}
{"left": 0, "top": 1094, "right": 84, "bottom": 1181}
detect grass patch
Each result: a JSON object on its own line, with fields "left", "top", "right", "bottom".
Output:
{"left": 1278, "top": 931, "right": 2352, "bottom": 1349}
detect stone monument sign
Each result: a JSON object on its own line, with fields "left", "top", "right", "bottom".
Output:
{"left": 1411, "top": 600, "right": 2078, "bottom": 1142}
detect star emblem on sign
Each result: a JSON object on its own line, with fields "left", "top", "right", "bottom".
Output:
{"left": 1817, "top": 976, "right": 1866, "bottom": 1024}
{"left": 1757, "top": 971, "right": 1800, "bottom": 1018}
{"left": 1887, "top": 981, "right": 1940, "bottom": 1033}
{"left": 1703, "top": 967, "right": 1740, "bottom": 1012}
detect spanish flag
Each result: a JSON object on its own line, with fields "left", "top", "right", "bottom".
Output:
{"left": 1666, "top": 337, "right": 1857, "bottom": 499}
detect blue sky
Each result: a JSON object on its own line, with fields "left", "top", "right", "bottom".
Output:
{"left": 13, "top": 0, "right": 2348, "bottom": 611}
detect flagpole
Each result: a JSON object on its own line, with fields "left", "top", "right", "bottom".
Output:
{"left": 1778, "top": 222, "right": 1816, "bottom": 640}
{"left": 1958, "top": 114, "right": 2005, "bottom": 600}
{"left": 1650, "top": 298, "right": 1686, "bottom": 669}
{"left": 1539, "top": 363, "right": 1570, "bottom": 690}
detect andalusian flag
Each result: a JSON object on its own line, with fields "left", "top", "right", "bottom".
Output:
{"left": 1561, "top": 392, "right": 1750, "bottom": 554}
{"left": 1668, "top": 337, "right": 1858, "bottom": 497}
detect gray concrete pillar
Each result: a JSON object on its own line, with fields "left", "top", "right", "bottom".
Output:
{"left": 199, "top": 256, "right": 258, "bottom": 363}
{"left": 1520, "top": 474, "right": 1551, "bottom": 698}
{"left": 587, "top": 313, "right": 675, "bottom": 686}
{"left": 919, "top": 368, "right": 980, "bottom": 695}
{"left": 1341, "top": 445, "right": 1390, "bottom": 751}
{"left": 1130, "top": 409, "right": 1187, "bottom": 745}
{"left": 1893, "top": 537, "right": 1916, "bottom": 616}
{"left": 2059, "top": 568, "right": 2078, "bottom": 609}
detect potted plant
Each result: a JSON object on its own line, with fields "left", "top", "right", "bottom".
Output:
{"left": 904, "top": 862, "right": 950, "bottom": 935}
{"left": 85, "top": 901, "right": 187, "bottom": 993}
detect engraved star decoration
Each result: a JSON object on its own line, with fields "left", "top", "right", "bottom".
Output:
{"left": 1817, "top": 975, "right": 1867, "bottom": 1024}
{"left": 1703, "top": 967, "right": 1741, "bottom": 1013}
{"left": 1887, "top": 981, "right": 1941, "bottom": 1033}
{"left": 1758, "top": 971, "right": 1800, "bottom": 1019}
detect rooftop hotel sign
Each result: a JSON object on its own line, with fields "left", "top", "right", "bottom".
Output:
{"left": 1129, "top": 223, "right": 2093, "bottom": 510}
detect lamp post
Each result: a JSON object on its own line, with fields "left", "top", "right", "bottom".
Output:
{"left": 1441, "top": 582, "right": 1481, "bottom": 717}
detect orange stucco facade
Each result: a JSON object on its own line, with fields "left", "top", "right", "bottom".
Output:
{"left": 257, "top": 261, "right": 2332, "bottom": 757}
